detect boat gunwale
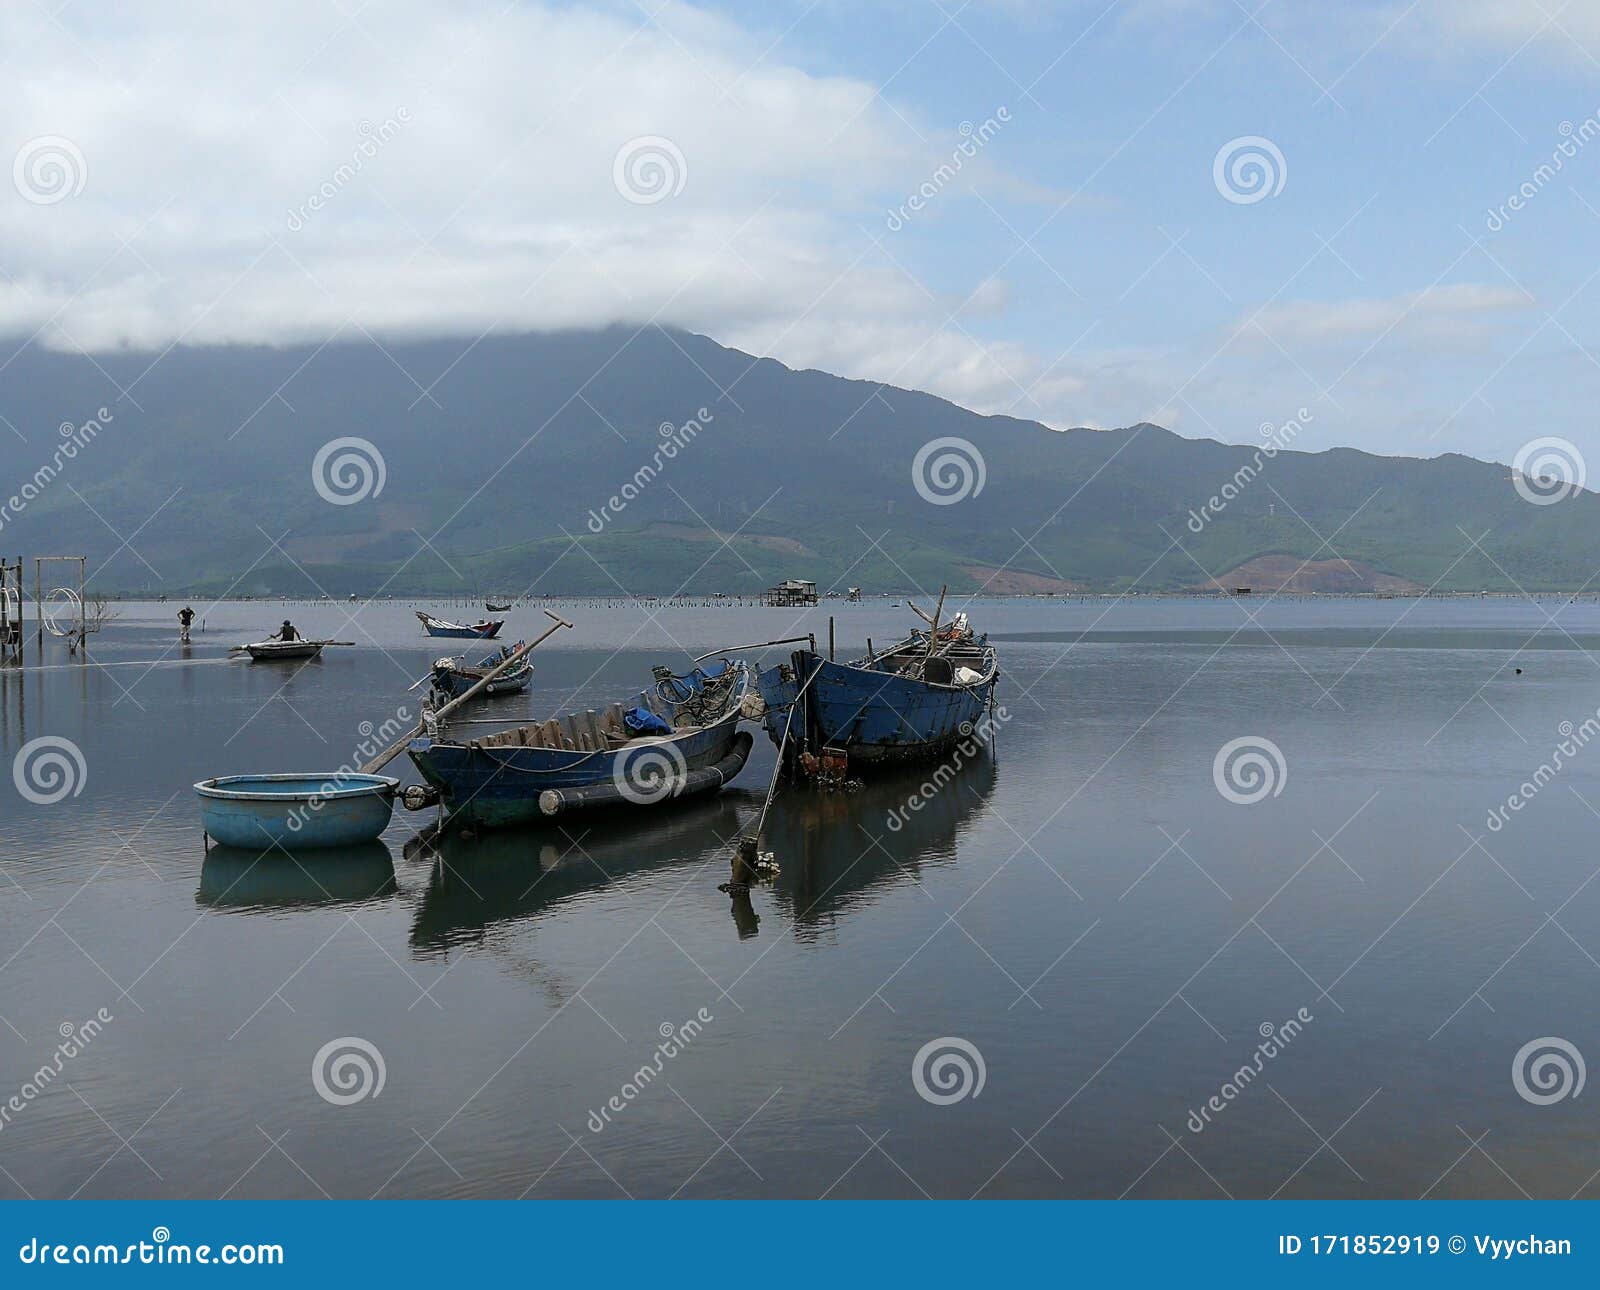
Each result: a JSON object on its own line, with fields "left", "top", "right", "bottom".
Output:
{"left": 833, "top": 634, "right": 1000, "bottom": 692}
{"left": 194, "top": 772, "right": 399, "bottom": 802}
{"left": 416, "top": 661, "right": 748, "bottom": 756}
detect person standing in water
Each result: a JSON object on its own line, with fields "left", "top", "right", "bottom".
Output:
{"left": 177, "top": 606, "right": 195, "bottom": 643}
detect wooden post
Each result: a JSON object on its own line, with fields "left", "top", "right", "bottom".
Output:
{"left": 828, "top": 615, "right": 834, "bottom": 661}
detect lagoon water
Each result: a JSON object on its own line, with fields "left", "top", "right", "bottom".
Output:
{"left": 3, "top": 595, "right": 1599, "bottom": 1199}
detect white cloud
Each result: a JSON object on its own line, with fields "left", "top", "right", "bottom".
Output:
{"left": 1247, "top": 283, "right": 1533, "bottom": 347}
{"left": 0, "top": 4, "right": 931, "bottom": 344}
{"left": 0, "top": 0, "right": 1582, "bottom": 473}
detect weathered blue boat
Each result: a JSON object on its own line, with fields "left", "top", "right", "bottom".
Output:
{"left": 193, "top": 773, "right": 399, "bottom": 848}
{"left": 430, "top": 643, "right": 532, "bottom": 701}
{"left": 407, "top": 659, "right": 754, "bottom": 829}
{"left": 416, "top": 610, "right": 504, "bottom": 639}
{"left": 756, "top": 613, "right": 997, "bottom": 776}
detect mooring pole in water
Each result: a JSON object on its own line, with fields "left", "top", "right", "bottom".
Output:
{"left": 828, "top": 615, "right": 834, "bottom": 661}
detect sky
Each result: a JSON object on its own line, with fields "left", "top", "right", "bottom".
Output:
{"left": 3, "top": 0, "right": 1600, "bottom": 467}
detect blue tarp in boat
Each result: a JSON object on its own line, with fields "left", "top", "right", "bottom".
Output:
{"left": 624, "top": 705, "right": 673, "bottom": 736}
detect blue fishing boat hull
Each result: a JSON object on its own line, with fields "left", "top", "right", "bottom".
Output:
{"left": 422, "top": 623, "right": 503, "bottom": 639}
{"left": 194, "top": 773, "right": 399, "bottom": 849}
{"left": 431, "top": 646, "right": 532, "bottom": 699}
{"left": 432, "top": 666, "right": 530, "bottom": 699}
{"left": 757, "top": 638, "right": 997, "bottom": 769}
{"left": 407, "top": 660, "right": 752, "bottom": 829}
{"left": 416, "top": 611, "right": 505, "bottom": 639}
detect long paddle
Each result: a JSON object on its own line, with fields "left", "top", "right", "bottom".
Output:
{"left": 360, "top": 610, "right": 573, "bottom": 774}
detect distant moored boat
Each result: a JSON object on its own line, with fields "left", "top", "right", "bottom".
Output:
{"left": 416, "top": 611, "right": 504, "bottom": 639}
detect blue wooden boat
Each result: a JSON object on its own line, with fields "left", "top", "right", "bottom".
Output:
{"left": 430, "top": 643, "right": 532, "bottom": 701}
{"left": 406, "top": 659, "right": 754, "bottom": 829}
{"left": 756, "top": 612, "right": 997, "bottom": 775}
{"left": 193, "top": 773, "right": 399, "bottom": 848}
{"left": 416, "top": 610, "right": 504, "bottom": 639}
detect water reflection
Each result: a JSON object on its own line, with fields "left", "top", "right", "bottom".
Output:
{"left": 407, "top": 796, "right": 750, "bottom": 955}
{"left": 197, "top": 842, "right": 398, "bottom": 909}
{"left": 761, "top": 752, "right": 997, "bottom": 939}
{"left": 404, "top": 752, "right": 999, "bottom": 949}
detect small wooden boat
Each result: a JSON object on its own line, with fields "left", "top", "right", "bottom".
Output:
{"left": 193, "top": 773, "right": 399, "bottom": 848}
{"left": 196, "top": 612, "right": 575, "bottom": 851}
{"left": 407, "top": 658, "right": 753, "bottom": 829}
{"left": 430, "top": 643, "right": 532, "bottom": 700}
{"left": 485, "top": 599, "right": 512, "bottom": 613}
{"left": 416, "top": 610, "right": 504, "bottom": 639}
{"left": 756, "top": 601, "right": 997, "bottom": 776}
{"left": 242, "top": 639, "right": 329, "bottom": 661}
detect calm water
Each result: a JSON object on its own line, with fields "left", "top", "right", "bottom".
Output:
{"left": 4, "top": 595, "right": 1600, "bottom": 1199}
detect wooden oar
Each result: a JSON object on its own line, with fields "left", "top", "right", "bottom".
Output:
{"left": 360, "top": 610, "right": 573, "bottom": 774}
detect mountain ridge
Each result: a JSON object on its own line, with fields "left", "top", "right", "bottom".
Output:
{"left": 0, "top": 325, "right": 1591, "bottom": 595}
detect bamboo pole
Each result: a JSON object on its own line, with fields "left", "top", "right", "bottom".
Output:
{"left": 361, "top": 610, "right": 573, "bottom": 774}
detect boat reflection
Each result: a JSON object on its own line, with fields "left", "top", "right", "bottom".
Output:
{"left": 196, "top": 841, "right": 398, "bottom": 909}
{"left": 759, "top": 751, "right": 997, "bottom": 939}
{"left": 407, "top": 796, "right": 751, "bottom": 955}
{"left": 405, "top": 749, "right": 997, "bottom": 948}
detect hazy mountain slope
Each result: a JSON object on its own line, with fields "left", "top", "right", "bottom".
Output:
{"left": 0, "top": 326, "right": 1590, "bottom": 594}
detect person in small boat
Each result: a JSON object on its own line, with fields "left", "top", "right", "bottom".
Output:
{"left": 177, "top": 606, "right": 195, "bottom": 642}
{"left": 273, "top": 619, "right": 300, "bottom": 642}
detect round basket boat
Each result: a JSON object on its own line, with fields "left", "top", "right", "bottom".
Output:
{"left": 194, "top": 773, "right": 399, "bottom": 850}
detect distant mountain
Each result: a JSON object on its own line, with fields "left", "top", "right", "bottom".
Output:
{"left": 0, "top": 325, "right": 1593, "bottom": 595}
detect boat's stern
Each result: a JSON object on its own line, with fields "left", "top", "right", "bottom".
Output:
{"left": 754, "top": 655, "right": 805, "bottom": 748}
